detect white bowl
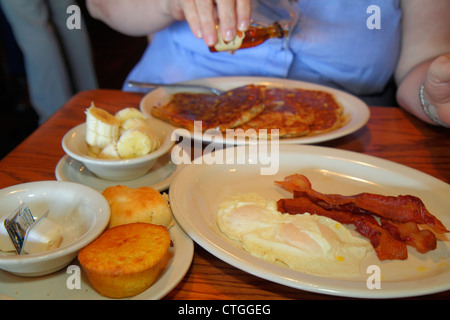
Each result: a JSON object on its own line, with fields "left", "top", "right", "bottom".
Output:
{"left": 0, "top": 181, "right": 110, "bottom": 277}
{"left": 62, "top": 119, "right": 174, "bottom": 181}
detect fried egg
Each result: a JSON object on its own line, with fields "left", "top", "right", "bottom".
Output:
{"left": 217, "top": 193, "right": 371, "bottom": 278}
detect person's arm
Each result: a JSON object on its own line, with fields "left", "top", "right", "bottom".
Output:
{"left": 395, "top": 0, "right": 450, "bottom": 126}
{"left": 86, "top": 0, "right": 251, "bottom": 45}
{"left": 86, "top": 0, "right": 176, "bottom": 36}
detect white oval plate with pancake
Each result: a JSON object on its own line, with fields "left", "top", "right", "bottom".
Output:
{"left": 55, "top": 152, "right": 182, "bottom": 192}
{"left": 139, "top": 76, "right": 370, "bottom": 145}
{"left": 169, "top": 144, "right": 450, "bottom": 298}
{"left": 0, "top": 222, "right": 193, "bottom": 300}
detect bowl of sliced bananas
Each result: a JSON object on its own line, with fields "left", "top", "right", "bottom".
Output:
{"left": 62, "top": 103, "right": 174, "bottom": 181}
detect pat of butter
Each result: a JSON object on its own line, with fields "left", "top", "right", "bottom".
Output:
{"left": 0, "top": 215, "right": 62, "bottom": 254}
{"left": 214, "top": 29, "right": 245, "bottom": 52}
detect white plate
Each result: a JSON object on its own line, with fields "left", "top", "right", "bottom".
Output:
{"left": 140, "top": 76, "right": 370, "bottom": 145}
{"left": 169, "top": 144, "right": 450, "bottom": 298}
{"left": 55, "top": 153, "right": 181, "bottom": 192}
{"left": 0, "top": 223, "right": 193, "bottom": 300}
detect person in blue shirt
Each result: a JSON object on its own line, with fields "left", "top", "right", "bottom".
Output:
{"left": 87, "top": 0, "right": 450, "bottom": 128}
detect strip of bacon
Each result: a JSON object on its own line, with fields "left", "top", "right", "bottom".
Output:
{"left": 276, "top": 173, "right": 311, "bottom": 191}
{"left": 275, "top": 173, "right": 448, "bottom": 260}
{"left": 380, "top": 219, "right": 437, "bottom": 254}
{"left": 277, "top": 197, "right": 408, "bottom": 260}
{"left": 276, "top": 174, "right": 449, "bottom": 233}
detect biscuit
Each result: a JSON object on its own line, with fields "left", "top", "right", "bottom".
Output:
{"left": 102, "top": 185, "right": 174, "bottom": 229}
{"left": 78, "top": 223, "right": 171, "bottom": 298}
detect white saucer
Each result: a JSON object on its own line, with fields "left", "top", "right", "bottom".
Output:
{"left": 0, "top": 222, "right": 194, "bottom": 300}
{"left": 55, "top": 152, "right": 181, "bottom": 191}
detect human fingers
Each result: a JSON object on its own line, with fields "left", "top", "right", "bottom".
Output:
{"left": 425, "top": 54, "right": 450, "bottom": 105}
{"left": 167, "top": 0, "right": 186, "bottom": 20}
{"left": 215, "top": 0, "right": 237, "bottom": 41}
{"left": 180, "top": 0, "right": 217, "bottom": 45}
{"left": 175, "top": 0, "right": 251, "bottom": 46}
{"left": 236, "top": 0, "right": 251, "bottom": 31}
{"left": 177, "top": 0, "right": 203, "bottom": 38}
{"left": 215, "top": 0, "right": 251, "bottom": 41}
{"left": 428, "top": 54, "right": 450, "bottom": 83}
{"left": 195, "top": 0, "right": 218, "bottom": 45}
{"left": 424, "top": 54, "right": 450, "bottom": 126}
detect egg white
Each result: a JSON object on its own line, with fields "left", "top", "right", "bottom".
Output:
{"left": 217, "top": 193, "right": 371, "bottom": 278}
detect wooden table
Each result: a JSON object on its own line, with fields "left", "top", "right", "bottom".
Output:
{"left": 0, "top": 89, "right": 449, "bottom": 300}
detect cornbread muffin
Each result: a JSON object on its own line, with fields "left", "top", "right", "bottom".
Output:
{"left": 102, "top": 185, "right": 174, "bottom": 229}
{"left": 78, "top": 223, "right": 171, "bottom": 298}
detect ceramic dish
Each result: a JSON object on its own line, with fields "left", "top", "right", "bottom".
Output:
{"left": 0, "top": 223, "right": 193, "bottom": 299}
{"left": 169, "top": 144, "right": 450, "bottom": 298}
{"left": 140, "top": 76, "right": 370, "bottom": 145}
{"left": 55, "top": 153, "right": 181, "bottom": 192}
{"left": 0, "top": 181, "right": 110, "bottom": 277}
{"left": 62, "top": 119, "right": 174, "bottom": 181}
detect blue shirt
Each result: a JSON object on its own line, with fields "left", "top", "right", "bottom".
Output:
{"left": 124, "top": 0, "right": 401, "bottom": 96}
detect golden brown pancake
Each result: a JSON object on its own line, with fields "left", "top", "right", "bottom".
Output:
{"left": 294, "top": 89, "right": 344, "bottom": 135}
{"left": 151, "top": 84, "right": 266, "bottom": 132}
{"left": 239, "top": 87, "right": 315, "bottom": 138}
{"left": 151, "top": 84, "right": 345, "bottom": 138}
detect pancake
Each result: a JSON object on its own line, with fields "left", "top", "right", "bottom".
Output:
{"left": 152, "top": 84, "right": 346, "bottom": 138}
{"left": 239, "top": 87, "right": 315, "bottom": 138}
{"left": 151, "top": 84, "right": 266, "bottom": 132}
{"left": 151, "top": 92, "right": 217, "bottom": 131}
{"left": 295, "top": 89, "right": 344, "bottom": 135}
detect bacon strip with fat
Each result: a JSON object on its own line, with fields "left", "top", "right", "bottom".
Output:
{"left": 276, "top": 174, "right": 448, "bottom": 233}
{"left": 380, "top": 219, "right": 437, "bottom": 254}
{"left": 275, "top": 174, "right": 447, "bottom": 260}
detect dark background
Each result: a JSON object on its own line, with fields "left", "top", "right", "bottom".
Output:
{"left": 0, "top": 1, "right": 148, "bottom": 159}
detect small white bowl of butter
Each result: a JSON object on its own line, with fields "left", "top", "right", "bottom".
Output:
{"left": 0, "top": 181, "right": 110, "bottom": 277}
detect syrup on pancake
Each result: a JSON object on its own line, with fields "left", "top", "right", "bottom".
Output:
{"left": 151, "top": 84, "right": 346, "bottom": 137}
{"left": 151, "top": 84, "right": 266, "bottom": 132}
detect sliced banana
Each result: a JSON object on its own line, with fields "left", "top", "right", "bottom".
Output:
{"left": 84, "top": 104, "right": 161, "bottom": 159}
{"left": 120, "top": 118, "right": 150, "bottom": 133}
{"left": 140, "top": 126, "right": 161, "bottom": 151}
{"left": 87, "top": 145, "right": 101, "bottom": 157}
{"left": 116, "top": 128, "right": 154, "bottom": 159}
{"left": 98, "top": 143, "right": 120, "bottom": 159}
{"left": 85, "top": 128, "right": 118, "bottom": 149}
{"left": 85, "top": 103, "right": 120, "bottom": 148}
{"left": 115, "top": 107, "right": 146, "bottom": 124}
{"left": 119, "top": 118, "right": 161, "bottom": 152}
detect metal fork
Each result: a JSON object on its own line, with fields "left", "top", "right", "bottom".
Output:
{"left": 127, "top": 80, "right": 223, "bottom": 95}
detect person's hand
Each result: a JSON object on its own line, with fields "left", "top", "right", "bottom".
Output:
{"left": 423, "top": 54, "right": 450, "bottom": 126}
{"left": 167, "top": 0, "right": 251, "bottom": 46}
